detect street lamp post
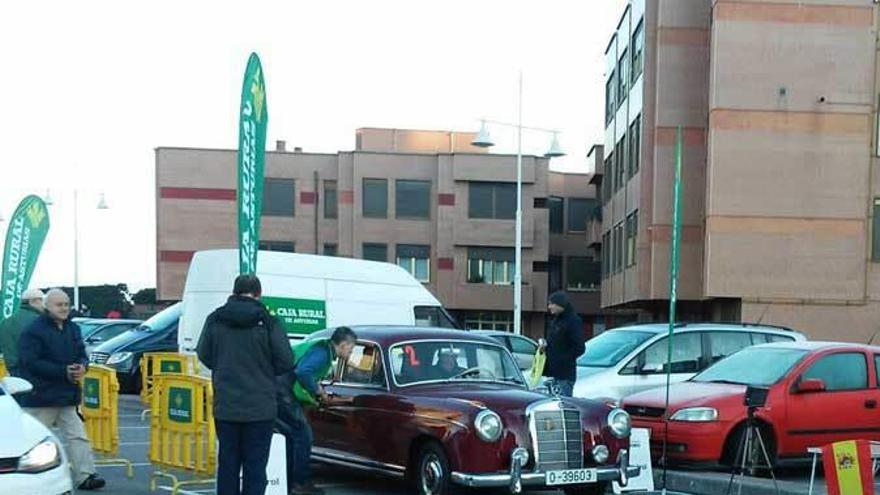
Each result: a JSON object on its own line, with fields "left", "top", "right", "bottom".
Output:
{"left": 472, "top": 71, "right": 565, "bottom": 336}
{"left": 45, "top": 189, "right": 109, "bottom": 312}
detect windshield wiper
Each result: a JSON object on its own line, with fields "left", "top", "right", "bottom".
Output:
{"left": 701, "top": 379, "right": 745, "bottom": 385}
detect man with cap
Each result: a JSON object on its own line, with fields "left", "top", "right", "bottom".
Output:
{"left": 541, "top": 291, "right": 586, "bottom": 397}
{"left": 0, "top": 288, "right": 45, "bottom": 377}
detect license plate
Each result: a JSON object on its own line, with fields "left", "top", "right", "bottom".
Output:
{"left": 545, "top": 468, "right": 598, "bottom": 486}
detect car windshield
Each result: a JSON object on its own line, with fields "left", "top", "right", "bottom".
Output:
{"left": 692, "top": 347, "right": 809, "bottom": 386}
{"left": 389, "top": 340, "right": 525, "bottom": 386}
{"left": 137, "top": 303, "right": 181, "bottom": 332}
{"left": 577, "top": 330, "right": 655, "bottom": 367}
{"left": 77, "top": 322, "right": 103, "bottom": 336}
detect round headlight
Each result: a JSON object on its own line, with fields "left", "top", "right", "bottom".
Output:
{"left": 592, "top": 444, "right": 610, "bottom": 464}
{"left": 607, "top": 408, "right": 631, "bottom": 439}
{"left": 475, "top": 409, "right": 503, "bottom": 442}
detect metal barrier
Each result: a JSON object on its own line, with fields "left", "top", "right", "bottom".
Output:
{"left": 149, "top": 373, "right": 216, "bottom": 495}
{"left": 0, "top": 357, "right": 6, "bottom": 378}
{"left": 140, "top": 353, "right": 200, "bottom": 407}
{"left": 81, "top": 365, "right": 133, "bottom": 477}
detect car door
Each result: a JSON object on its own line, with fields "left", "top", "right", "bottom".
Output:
{"left": 313, "top": 343, "right": 392, "bottom": 460}
{"left": 626, "top": 332, "right": 703, "bottom": 397}
{"left": 784, "top": 351, "right": 877, "bottom": 455}
{"left": 508, "top": 335, "right": 538, "bottom": 371}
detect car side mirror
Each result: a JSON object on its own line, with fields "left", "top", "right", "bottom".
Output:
{"left": 1, "top": 377, "right": 33, "bottom": 395}
{"left": 88, "top": 337, "right": 102, "bottom": 344}
{"left": 797, "top": 378, "right": 826, "bottom": 394}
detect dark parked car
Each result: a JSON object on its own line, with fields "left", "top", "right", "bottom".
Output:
{"left": 73, "top": 318, "right": 142, "bottom": 355}
{"left": 89, "top": 303, "right": 181, "bottom": 393}
{"left": 306, "top": 326, "right": 638, "bottom": 495}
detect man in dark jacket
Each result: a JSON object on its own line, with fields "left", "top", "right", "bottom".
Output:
{"left": 18, "top": 289, "right": 105, "bottom": 490}
{"left": 542, "top": 291, "right": 585, "bottom": 397}
{"left": 197, "top": 274, "right": 294, "bottom": 495}
{"left": 0, "top": 288, "right": 45, "bottom": 377}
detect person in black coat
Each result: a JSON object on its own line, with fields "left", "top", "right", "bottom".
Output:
{"left": 18, "top": 289, "right": 105, "bottom": 490}
{"left": 541, "top": 291, "right": 585, "bottom": 397}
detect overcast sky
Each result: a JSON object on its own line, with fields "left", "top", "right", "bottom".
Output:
{"left": 0, "top": 0, "right": 626, "bottom": 292}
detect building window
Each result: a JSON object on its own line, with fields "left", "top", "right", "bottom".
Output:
{"left": 614, "top": 137, "right": 626, "bottom": 192}
{"left": 602, "top": 232, "right": 611, "bottom": 279}
{"left": 324, "top": 243, "right": 337, "bottom": 257}
{"left": 363, "top": 178, "right": 388, "bottom": 218}
{"left": 568, "top": 198, "right": 598, "bottom": 233}
{"left": 603, "top": 154, "right": 613, "bottom": 202}
{"left": 617, "top": 49, "right": 629, "bottom": 108}
{"left": 631, "top": 20, "right": 644, "bottom": 83}
{"left": 259, "top": 241, "right": 295, "bottom": 253}
{"left": 873, "top": 199, "right": 880, "bottom": 262}
{"left": 618, "top": 134, "right": 628, "bottom": 189}
{"left": 549, "top": 255, "right": 563, "bottom": 293}
{"left": 628, "top": 116, "right": 641, "bottom": 177}
{"left": 605, "top": 70, "right": 616, "bottom": 125}
{"left": 397, "top": 244, "right": 430, "bottom": 282}
{"left": 467, "top": 247, "right": 515, "bottom": 285}
{"left": 464, "top": 311, "right": 513, "bottom": 332}
{"left": 363, "top": 243, "right": 387, "bottom": 262}
{"left": 324, "top": 180, "right": 338, "bottom": 219}
{"left": 396, "top": 180, "right": 431, "bottom": 219}
{"left": 625, "top": 210, "right": 639, "bottom": 267}
{"left": 614, "top": 223, "right": 624, "bottom": 274}
{"left": 468, "top": 182, "right": 515, "bottom": 220}
{"left": 549, "top": 197, "right": 564, "bottom": 233}
{"left": 568, "top": 256, "right": 600, "bottom": 291}
{"left": 263, "top": 178, "right": 295, "bottom": 217}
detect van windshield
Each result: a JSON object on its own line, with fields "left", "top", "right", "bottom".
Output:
{"left": 137, "top": 303, "right": 182, "bottom": 332}
{"left": 577, "top": 330, "right": 655, "bottom": 368}
{"left": 414, "top": 306, "right": 458, "bottom": 329}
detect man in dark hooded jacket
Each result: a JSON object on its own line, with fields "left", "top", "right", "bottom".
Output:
{"left": 542, "top": 291, "right": 585, "bottom": 397}
{"left": 197, "top": 274, "right": 294, "bottom": 495}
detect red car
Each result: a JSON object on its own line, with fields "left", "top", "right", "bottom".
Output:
{"left": 622, "top": 341, "right": 880, "bottom": 466}
{"left": 305, "top": 326, "right": 639, "bottom": 495}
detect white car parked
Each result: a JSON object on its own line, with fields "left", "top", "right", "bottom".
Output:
{"left": 573, "top": 323, "right": 807, "bottom": 404}
{"left": 0, "top": 376, "right": 72, "bottom": 495}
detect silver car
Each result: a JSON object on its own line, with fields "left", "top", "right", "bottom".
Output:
{"left": 573, "top": 323, "right": 807, "bottom": 404}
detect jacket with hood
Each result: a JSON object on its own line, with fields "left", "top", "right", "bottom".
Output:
{"left": 197, "top": 295, "right": 294, "bottom": 422}
{"left": 543, "top": 292, "right": 585, "bottom": 382}
{"left": 0, "top": 303, "right": 42, "bottom": 376}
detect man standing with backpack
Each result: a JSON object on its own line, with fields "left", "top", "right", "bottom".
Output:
{"left": 197, "top": 275, "right": 294, "bottom": 495}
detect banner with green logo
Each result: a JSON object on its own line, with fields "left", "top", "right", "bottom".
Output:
{"left": 168, "top": 386, "right": 193, "bottom": 424}
{"left": 237, "top": 52, "right": 268, "bottom": 275}
{"left": 1, "top": 195, "right": 50, "bottom": 320}
{"left": 83, "top": 377, "right": 100, "bottom": 409}
{"left": 263, "top": 296, "right": 327, "bottom": 335}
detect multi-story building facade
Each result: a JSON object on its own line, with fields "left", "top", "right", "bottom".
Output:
{"left": 600, "top": 0, "right": 880, "bottom": 342}
{"left": 156, "top": 128, "right": 600, "bottom": 337}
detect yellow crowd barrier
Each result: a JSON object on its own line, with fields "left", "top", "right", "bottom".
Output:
{"left": 81, "top": 365, "right": 133, "bottom": 477}
{"left": 0, "top": 357, "right": 7, "bottom": 378}
{"left": 149, "top": 373, "right": 216, "bottom": 495}
{"left": 140, "top": 352, "right": 200, "bottom": 407}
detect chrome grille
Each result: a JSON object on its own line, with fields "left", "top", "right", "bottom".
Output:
{"left": 528, "top": 401, "right": 584, "bottom": 472}
{"left": 90, "top": 352, "right": 109, "bottom": 364}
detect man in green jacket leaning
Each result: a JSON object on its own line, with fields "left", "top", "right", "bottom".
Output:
{"left": 0, "top": 288, "right": 45, "bottom": 377}
{"left": 276, "top": 327, "right": 357, "bottom": 495}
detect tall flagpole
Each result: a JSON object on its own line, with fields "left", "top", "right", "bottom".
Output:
{"left": 661, "top": 126, "right": 684, "bottom": 493}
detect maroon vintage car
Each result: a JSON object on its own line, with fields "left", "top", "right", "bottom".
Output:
{"left": 305, "top": 327, "right": 639, "bottom": 495}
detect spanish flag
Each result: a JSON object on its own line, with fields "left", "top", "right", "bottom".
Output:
{"left": 823, "top": 440, "right": 875, "bottom": 495}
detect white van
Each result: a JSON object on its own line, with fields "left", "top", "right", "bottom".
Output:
{"left": 178, "top": 249, "right": 457, "bottom": 353}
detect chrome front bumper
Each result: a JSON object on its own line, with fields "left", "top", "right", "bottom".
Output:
{"left": 451, "top": 449, "right": 640, "bottom": 493}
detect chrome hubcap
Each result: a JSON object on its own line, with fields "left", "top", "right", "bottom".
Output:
{"left": 421, "top": 454, "right": 443, "bottom": 494}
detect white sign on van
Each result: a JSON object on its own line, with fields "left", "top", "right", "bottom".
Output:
{"left": 614, "top": 427, "right": 654, "bottom": 493}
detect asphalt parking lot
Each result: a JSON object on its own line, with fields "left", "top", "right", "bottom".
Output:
{"left": 73, "top": 394, "right": 873, "bottom": 495}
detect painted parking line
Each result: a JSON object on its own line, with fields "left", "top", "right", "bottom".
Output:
{"left": 157, "top": 487, "right": 215, "bottom": 495}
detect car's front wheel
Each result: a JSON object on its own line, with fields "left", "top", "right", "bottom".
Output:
{"left": 563, "top": 483, "right": 609, "bottom": 495}
{"left": 411, "top": 441, "right": 450, "bottom": 495}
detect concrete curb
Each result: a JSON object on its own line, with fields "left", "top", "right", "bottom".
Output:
{"left": 652, "top": 469, "right": 823, "bottom": 495}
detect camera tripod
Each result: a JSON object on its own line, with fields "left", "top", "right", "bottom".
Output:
{"left": 725, "top": 406, "right": 780, "bottom": 495}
